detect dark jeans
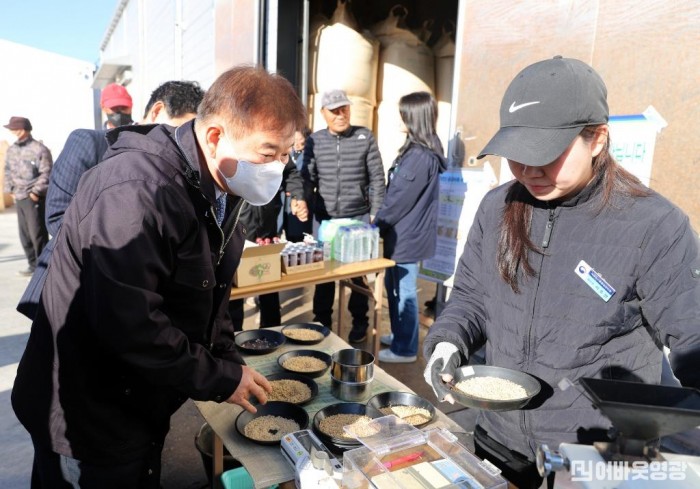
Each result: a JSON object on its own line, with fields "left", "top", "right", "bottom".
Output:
{"left": 313, "top": 278, "right": 369, "bottom": 331}
{"left": 30, "top": 440, "right": 163, "bottom": 489}
{"left": 474, "top": 425, "right": 554, "bottom": 489}
{"left": 229, "top": 293, "right": 281, "bottom": 330}
{"left": 16, "top": 197, "right": 48, "bottom": 269}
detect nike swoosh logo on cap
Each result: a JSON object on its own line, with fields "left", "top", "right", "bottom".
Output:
{"left": 509, "top": 101, "right": 540, "bottom": 113}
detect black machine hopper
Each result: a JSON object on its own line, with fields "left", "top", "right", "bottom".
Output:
{"left": 580, "top": 378, "right": 700, "bottom": 443}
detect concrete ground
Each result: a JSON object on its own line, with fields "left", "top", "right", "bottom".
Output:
{"left": 0, "top": 206, "right": 478, "bottom": 489}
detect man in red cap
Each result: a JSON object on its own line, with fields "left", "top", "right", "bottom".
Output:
{"left": 100, "top": 82, "right": 134, "bottom": 129}
{"left": 3, "top": 116, "right": 53, "bottom": 276}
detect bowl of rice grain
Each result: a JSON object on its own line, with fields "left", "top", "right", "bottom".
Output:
{"left": 281, "top": 323, "right": 330, "bottom": 345}
{"left": 265, "top": 373, "right": 318, "bottom": 405}
{"left": 433, "top": 365, "right": 541, "bottom": 411}
{"left": 277, "top": 349, "right": 332, "bottom": 378}
{"left": 312, "top": 402, "right": 382, "bottom": 447}
{"left": 235, "top": 401, "right": 308, "bottom": 445}
{"left": 367, "top": 391, "right": 436, "bottom": 427}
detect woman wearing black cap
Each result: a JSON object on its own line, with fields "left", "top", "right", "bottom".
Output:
{"left": 422, "top": 57, "right": 700, "bottom": 488}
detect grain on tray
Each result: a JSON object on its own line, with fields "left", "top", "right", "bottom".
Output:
{"left": 244, "top": 415, "right": 300, "bottom": 442}
{"left": 240, "top": 338, "right": 278, "bottom": 350}
{"left": 282, "top": 355, "right": 327, "bottom": 372}
{"left": 268, "top": 379, "right": 312, "bottom": 403}
{"left": 319, "top": 414, "right": 377, "bottom": 439}
{"left": 283, "top": 328, "right": 324, "bottom": 341}
{"left": 379, "top": 405, "right": 432, "bottom": 426}
{"left": 453, "top": 376, "right": 528, "bottom": 400}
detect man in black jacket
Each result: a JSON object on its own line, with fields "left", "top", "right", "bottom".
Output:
{"left": 12, "top": 66, "right": 306, "bottom": 489}
{"left": 302, "top": 89, "right": 385, "bottom": 342}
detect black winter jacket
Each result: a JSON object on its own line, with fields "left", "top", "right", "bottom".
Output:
{"left": 12, "top": 121, "right": 247, "bottom": 464}
{"left": 424, "top": 176, "right": 700, "bottom": 459}
{"left": 302, "top": 126, "right": 385, "bottom": 219}
{"left": 374, "top": 143, "right": 446, "bottom": 263}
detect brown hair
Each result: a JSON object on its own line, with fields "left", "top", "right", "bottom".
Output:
{"left": 497, "top": 126, "right": 650, "bottom": 293}
{"left": 197, "top": 65, "right": 306, "bottom": 138}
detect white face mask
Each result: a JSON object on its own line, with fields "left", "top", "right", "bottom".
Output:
{"left": 216, "top": 136, "right": 285, "bottom": 206}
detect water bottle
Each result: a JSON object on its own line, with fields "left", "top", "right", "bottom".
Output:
{"left": 370, "top": 224, "right": 379, "bottom": 259}
{"left": 340, "top": 227, "right": 352, "bottom": 263}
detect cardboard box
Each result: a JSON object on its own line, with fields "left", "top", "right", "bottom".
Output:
{"left": 282, "top": 259, "right": 325, "bottom": 275}
{"left": 235, "top": 242, "right": 285, "bottom": 287}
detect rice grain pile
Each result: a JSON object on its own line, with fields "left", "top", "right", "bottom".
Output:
{"left": 379, "top": 405, "right": 432, "bottom": 426}
{"left": 319, "top": 414, "right": 377, "bottom": 439}
{"left": 454, "top": 376, "right": 527, "bottom": 400}
{"left": 244, "top": 415, "right": 300, "bottom": 442}
{"left": 283, "top": 328, "right": 324, "bottom": 341}
{"left": 268, "top": 379, "right": 312, "bottom": 403}
{"left": 282, "top": 355, "right": 327, "bottom": 372}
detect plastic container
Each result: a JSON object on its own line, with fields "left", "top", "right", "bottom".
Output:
{"left": 342, "top": 417, "right": 508, "bottom": 489}
{"left": 221, "top": 466, "right": 279, "bottom": 489}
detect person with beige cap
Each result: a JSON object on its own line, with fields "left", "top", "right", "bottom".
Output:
{"left": 302, "top": 89, "right": 385, "bottom": 343}
{"left": 3, "top": 116, "right": 53, "bottom": 276}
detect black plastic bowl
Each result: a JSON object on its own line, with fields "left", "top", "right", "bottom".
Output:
{"left": 235, "top": 329, "right": 285, "bottom": 355}
{"left": 277, "top": 349, "right": 332, "bottom": 378}
{"left": 265, "top": 372, "right": 319, "bottom": 406}
{"left": 235, "top": 401, "right": 309, "bottom": 446}
{"left": 432, "top": 365, "right": 541, "bottom": 411}
{"left": 312, "top": 402, "right": 382, "bottom": 446}
{"left": 367, "top": 391, "right": 436, "bottom": 427}
{"left": 281, "top": 323, "right": 330, "bottom": 345}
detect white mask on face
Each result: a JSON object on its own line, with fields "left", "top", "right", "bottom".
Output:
{"left": 216, "top": 135, "right": 285, "bottom": 206}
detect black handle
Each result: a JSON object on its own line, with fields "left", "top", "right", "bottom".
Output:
{"left": 430, "top": 358, "right": 452, "bottom": 401}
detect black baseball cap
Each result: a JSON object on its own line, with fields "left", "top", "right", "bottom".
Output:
{"left": 478, "top": 56, "right": 609, "bottom": 167}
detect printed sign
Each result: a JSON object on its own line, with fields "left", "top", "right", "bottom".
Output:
{"left": 420, "top": 167, "right": 496, "bottom": 286}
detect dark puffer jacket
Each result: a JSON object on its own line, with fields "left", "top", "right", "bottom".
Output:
{"left": 424, "top": 176, "right": 700, "bottom": 459}
{"left": 374, "top": 143, "right": 446, "bottom": 263}
{"left": 302, "top": 126, "right": 385, "bottom": 219}
{"left": 12, "top": 122, "right": 247, "bottom": 464}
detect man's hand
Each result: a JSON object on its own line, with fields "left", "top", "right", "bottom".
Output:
{"left": 29, "top": 192, "right": 39, "bottom": 203}
{"left": 291, "top": 198, "right": 309, "bottom": 222}
{"left": 225, "top": 365, "right": 272, "bottom": 413}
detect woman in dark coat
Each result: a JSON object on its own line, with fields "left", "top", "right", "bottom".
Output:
{"left": 374, "top": 91, "right": 446, "bottom": 363}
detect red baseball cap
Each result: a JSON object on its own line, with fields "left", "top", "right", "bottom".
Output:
{"left": 100, "top": 83, "right": 133, "bottom": 109}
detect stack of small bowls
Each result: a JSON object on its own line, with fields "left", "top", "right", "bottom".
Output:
{"left": 330, "top": 349, "right": 374, "bottom": 402}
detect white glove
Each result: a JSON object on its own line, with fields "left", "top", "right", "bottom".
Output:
{"left": 423, "top": 342, "right": 461, "bottom": 403}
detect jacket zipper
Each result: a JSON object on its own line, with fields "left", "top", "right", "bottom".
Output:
{"left": 541, "top": 208, "right": 556, "bottom": 248}
{"left": 206, "top": 198, "right": 245, "bottom": 350}
{"left": 216, "top": 198, "right": 244, "bottom": 265}
{"left": 521, "top": 207, "right": 557, "bottom": 437}
{"left": 335, "top": 135, "right": 341, "bottom": 211}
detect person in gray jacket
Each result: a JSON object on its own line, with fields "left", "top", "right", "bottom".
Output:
{"left": 302, "top": 89, "right": 385, "bottom": 342}
{"left": 423, "top": 56, "right": 700, "bottom": 488}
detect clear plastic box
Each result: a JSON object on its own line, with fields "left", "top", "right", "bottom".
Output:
{"left": 341, "top": 416, "right": 507, "bottom": 489}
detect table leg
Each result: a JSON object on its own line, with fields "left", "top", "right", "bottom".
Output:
{"left": 337, "top": 280, "right": 346, "bottom": 340}
{"left": 212, "top": 431, "right": 224, "bottom": 489}
{"left": 373, "top": 270, "right": 385, "bottom": 361}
